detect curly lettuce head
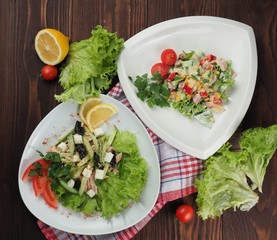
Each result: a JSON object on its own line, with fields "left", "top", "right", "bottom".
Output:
{"left": 55, "top": 25, "right": 124, "bottom": 104}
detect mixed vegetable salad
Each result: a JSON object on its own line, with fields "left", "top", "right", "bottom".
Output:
{"left": 131, "top": 49, "right": 236, "bottom": 128}
{"left": 22, "top": 121, "right": 148, "bottom": 218}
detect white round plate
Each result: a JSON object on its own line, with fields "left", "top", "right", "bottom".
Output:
{"left": 117, "top": 16, "right": 257, "bottom": 159}
{"left": 18, "top": 94, "right": 160, "bottom": 235}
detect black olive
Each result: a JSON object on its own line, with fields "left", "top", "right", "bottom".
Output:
{"left": 74, "top": 179, "right": 81, "bottom": 189}
{"left": 74, "top": 121, "right": 85, "bottom": 135}
{"left": 75, "top": 143, "right": 87, "bottom": 159}
{"left": 94, "top": 154, "right": 104, "bottom": 169}
{"left": 110, "top": 150, "right": 116, "bottom": 167}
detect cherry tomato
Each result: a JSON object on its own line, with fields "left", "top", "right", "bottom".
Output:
{"left": 41, "top": 65, "right": 58, "bottom": 81}
{"left": 161, "top": 49, "right": 177, "bottom": 65}
{"left": 175, "top": 204, "right": 194, "bottom": 223}
{"left": 151, "top": 63, "right": 169, "bottom": 79}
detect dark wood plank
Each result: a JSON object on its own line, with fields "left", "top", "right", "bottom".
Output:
{"left": 0, "top": 0, "right": 276, "bottom": 239}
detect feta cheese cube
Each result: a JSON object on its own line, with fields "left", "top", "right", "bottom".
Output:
{"left": 82, "top": 167, "right": 92, "bottom": 178}
{"left": 57, "top": 142, "right": 68, "bottom": 152}
{"left": 67, "top": 179, "right": 75, "bottom": 188}
{"left": 86, "top": 189, "right": 96, "bottom": 198}
{"left": 95, "top": 169, "right": 105, "bottom": 180}
{"left": 104, "top": 152, "right": 114, "bottom": 163}
{"left": 93, "top": 127, "right": 104, "bottom": 137}
{"left": 73, "top": 134, "right": 83, "bottom": 144}
{"left": 72, "top": 154, "right": 81, "bottom": 162}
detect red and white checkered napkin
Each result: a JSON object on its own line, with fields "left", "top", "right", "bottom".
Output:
{"left": 37, "top": 83, "right": 204, "bottom": 240}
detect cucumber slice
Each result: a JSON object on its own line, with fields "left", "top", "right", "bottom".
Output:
{"left": 79, "top": 176, "right": 89, "bottom": 196}
{"left": 67, "top": 133, "right": 75, "bottom": 156}
{"left": 59, "top": 179, "right": 78, "bottom": 194}
{"left": 83, "top": 136, "right": 94, "bottom": 160}
{"left": 77, "top": 155, "right": 90, "bottom": 167}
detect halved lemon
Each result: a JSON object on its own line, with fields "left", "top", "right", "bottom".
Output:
{"left": 79, "top": 97, "right": 102, "bottom": 124}
{"left": 34, "top": 28, "right": 69, "bottom": 65}
{"left": 86, "top": 103, "right": 118, "bottom": 130}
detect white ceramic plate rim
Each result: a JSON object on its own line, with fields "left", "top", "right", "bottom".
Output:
{"left": 117, "top": 16, "right": 257, "bottom": 159}
{"left": 18, "top": 94, "right": 160, "bottom": 235}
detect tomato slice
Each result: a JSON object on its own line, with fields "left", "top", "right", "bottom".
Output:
{"left": 161, "top": 48, "right": 177, "bottom": 66}
{"left": 32, "top": 174, "right": 48, "bottom": 197}
{"left": 22, "top": 159, "right": 50, "bottom": 181}
{"left": 151, "top": 63, "right": 169, "bottom": 79}
{"left": 42, "top": 180, "right": 58, "bottom": 209}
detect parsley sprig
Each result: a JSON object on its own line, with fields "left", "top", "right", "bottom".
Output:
{"left": 129, "top": 73, "right": 170, "bottom": 108}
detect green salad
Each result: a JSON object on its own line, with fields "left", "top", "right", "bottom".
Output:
{"left": 41, "top": 121, "right": 147, "bottom": 218}
{"left": 131, "top": 49, "right": 236, "bottom": 128}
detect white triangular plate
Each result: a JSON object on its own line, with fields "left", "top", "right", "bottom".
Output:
{"left": 117, "top": 16, "right": 257, "bottom": 159}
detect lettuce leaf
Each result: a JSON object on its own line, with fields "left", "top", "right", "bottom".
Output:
{"left": 96, "top": 131, "right": 147, "bottom": 218}
{"left": 195, "top": 144, "right": 258, "bottom": 220}
{"left": 195, "top": 125, "right": 277, "bottom": 220}
{"left": 112, "top": 130, "right": 139, "bottom": 155}
{"left": 240, "top": 125, "right": 277, "bottom": 192}
{"left": 55, "top": 25, "right": 124, "bottom": 104}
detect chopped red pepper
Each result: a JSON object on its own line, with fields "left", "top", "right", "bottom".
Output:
{"left": 199, "top": 90, "right": 208, "bottom": 98}
{"left": 213, "top": 97, "right": 223, "bottom": 104}
{"left": 167, "top": 72, "right": 176, "bottom": 81}
{"left": 200, "top": 54, "right": 216, "bottom": 66}
{"left": 183, "top": 83, "right": 193, "bottom": 95}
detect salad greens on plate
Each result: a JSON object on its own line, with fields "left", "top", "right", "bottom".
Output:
{"left": 24, "top": 120, "right": 148, "bottom": 218}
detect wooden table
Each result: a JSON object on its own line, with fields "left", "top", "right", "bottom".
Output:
{"left": 1, "top": 1, "right": 276, "bottom": 239}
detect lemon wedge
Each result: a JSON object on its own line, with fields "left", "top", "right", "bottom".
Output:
{"left": 34, "top": 28, "right": 69, "bottom": 65}
{"left": 85, "top": 103, "right": 118, "bottom": 130}
{"left": 79, "top": 97, "right": 102, "bottom": 124}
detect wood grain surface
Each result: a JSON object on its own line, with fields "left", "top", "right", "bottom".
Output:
{"left": 1, "top": 0, "right": 276, "bottom": 239}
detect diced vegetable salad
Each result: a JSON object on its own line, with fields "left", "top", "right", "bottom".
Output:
{"left": 23, "top": 121, "right": 147, "bottom": 218}
{"left": 131, "top": 49, "right": 236, "bottom": 128}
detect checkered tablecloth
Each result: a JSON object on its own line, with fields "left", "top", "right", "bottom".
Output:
{"left": 37, "top": 83, "right": 204, "bottom": 240}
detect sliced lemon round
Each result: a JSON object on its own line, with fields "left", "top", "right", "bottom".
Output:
{"left": 34, "top": 28, "right": 69, "bottom": 65}
{"left": 79, "top": 97, "right": 102, "bottom": 124}
{"left": 86, "top": 103, "right": 118, "bottom": 130}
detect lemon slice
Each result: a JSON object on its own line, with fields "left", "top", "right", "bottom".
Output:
{"left": 86, "top": 103, "right": 118, "bottom": 130}
{"left": 34, "top": 28, "right": 69, "bottom": 65}
{"left": 79, "top": 97, "right": 102, "bottom": 124}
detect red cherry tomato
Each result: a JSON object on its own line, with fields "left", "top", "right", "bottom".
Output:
{"left": 161, "top": 49, "right": 177, "bottom": 65}
{"left": 151, "top": 63, "right": 169, "bottom": 79}
{"left": 41, "top": 65, "right": 58, "bottom": 81}
{"left": 175, "top": 204, "right": 194, "bottom": 223}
